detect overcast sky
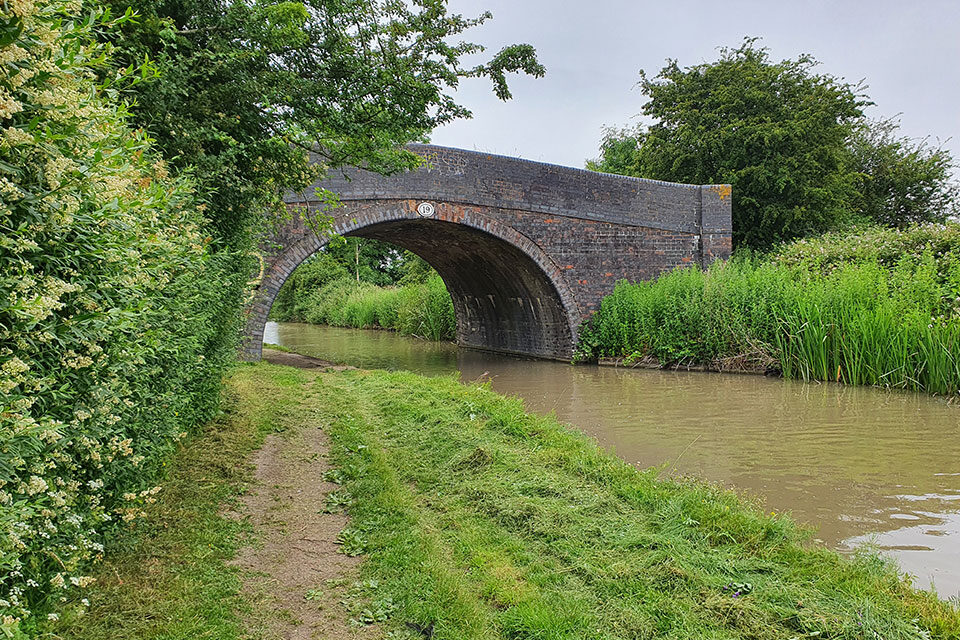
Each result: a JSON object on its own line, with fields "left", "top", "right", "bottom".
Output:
{"left": 430, "top": 0, "right": 960, "bottom": 172}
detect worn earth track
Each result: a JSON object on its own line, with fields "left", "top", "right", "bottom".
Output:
{"left": 230, "top": 349, "right": 370, "bottom": 640}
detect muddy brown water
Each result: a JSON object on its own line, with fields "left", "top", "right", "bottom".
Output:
{"left": 264, "top": 322, "right": 960, "bottom": 599}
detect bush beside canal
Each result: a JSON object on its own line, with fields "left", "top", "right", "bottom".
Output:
{"left": 0, "top": 4, "right": 244, "bottom": 631}
{"left": 577, "top": 223, "right": 960, "bottom": 396}
{"left": 272, "top": 272, "right": 456, "bottom": 342}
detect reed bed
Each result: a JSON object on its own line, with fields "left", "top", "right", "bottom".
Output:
{"left": 277, "top": 275, "right": 456, "bottom": 341}
{"left": 578, "top": 225, "right": 960, "bottom": 395}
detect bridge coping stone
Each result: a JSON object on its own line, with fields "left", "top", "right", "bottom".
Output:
{"left": 289, "top": 144, "right": 729, "bottom": 236}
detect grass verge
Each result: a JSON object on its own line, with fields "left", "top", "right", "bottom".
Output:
{"left": 273, "top": 274, "right": 456, "bottom": 341}
{"left": 41, "top": 362, "right": 960, "bottom": 638}
{"left": 578, "top": 224, "right": 960, "bottom": 396}
{"left": 39, "top": 364, "right": 311, "bottom": 639}
{"left": 316, "top": 367, "right": 960, "bottom": 639}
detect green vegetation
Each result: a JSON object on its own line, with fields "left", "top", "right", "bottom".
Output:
{"left": 321, "top": 238, "right": 435, "bottom": 286}
{"left": 99, "top": 0, "right": 545, "bottom": 241}
{"left": 586, "top": 39, "right": 959, "bottom": 393}
{"left": 1, "top": 0, "right": 539, "bottom": 631}
{"left": 847, "top": 118, "right": 960, "bottom": 229}
{"left": 40, "top": 364, "right": 308, "bottom": 638}
{"left": 269, "top": 244, "right": 455, "bottom": 341}
{"left": 8, "top": 2, "right": 958, "bottom": 636}
{"left": 273, "top": 274, "right": 456, "bottom": 342}
{"left": 322, "top": 367, "right": 960, "bottom": 638}
{"left": 270, "top": 241, "right": 435, "bottom": 318}
{"left": 0, "top": 4, "right": 236, "bottom": 631}
{"left": 577, "top": 223, "right": 960, "bottom": 395}
{"left": 589, "top": 39, "right": 958, "bottom": 248}
{"left": 45, "top": 363, "right": 960, "bottom": 638}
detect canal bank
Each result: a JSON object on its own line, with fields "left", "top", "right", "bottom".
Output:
{"left": 45, "top": 357, "right": 960, "bottom": 638}
{"left": 265, "top": 321, "right": 960, "bottom": 599}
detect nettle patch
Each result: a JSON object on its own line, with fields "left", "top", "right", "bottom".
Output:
{"left": 0, "top": 1, "right": 234, "bottom": 632}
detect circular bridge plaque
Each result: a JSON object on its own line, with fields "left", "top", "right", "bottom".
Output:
{"left": 417, "top": 202, "right": 436, "bottom": 218}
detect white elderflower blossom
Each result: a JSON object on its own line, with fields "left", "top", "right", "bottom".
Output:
{"left": 6, "top": 0, "right": 36, "bottom": 16}
{"left": 2, "top": 126, "right": 32, "bottom": 146}
{"left": 0, "top": 91, "right": 22, "bottom": 120}
{"left": 68, "top": 576, "right": 94, "bottom": 587}
{"left": 0, "top": 0, "right": 220, "bottom": 623}
{"left": 43, "top": 155, "right": 78, "bottom": 189}
{"left": 25, "top": 476, "right": 48, "bottom": 496}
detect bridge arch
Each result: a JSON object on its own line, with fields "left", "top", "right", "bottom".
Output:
{"left": 242, "top": 199, "right": 582, "bottom": 361}
{"left": 242, "top": 144, "right": 732, "bottom": 362}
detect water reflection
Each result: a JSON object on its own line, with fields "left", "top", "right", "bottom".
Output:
{"left": 264, "top": 322, "right": 960, "bottom": 598}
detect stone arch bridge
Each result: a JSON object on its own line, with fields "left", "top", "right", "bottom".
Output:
{"left": 242, "top": 144, "right": 731, "bottom": 361}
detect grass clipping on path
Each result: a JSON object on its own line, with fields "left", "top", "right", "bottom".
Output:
{"left": 313, "top": 367, "right": 959, "bottom": 640}
{"left": 46, "top": 363, "right": 960, "bottom": 639}
{"left": 40, "top": 365, "right": 310, "bottom": 639}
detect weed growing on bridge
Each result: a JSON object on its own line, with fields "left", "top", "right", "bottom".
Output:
{"left": 578, "top": 223, "right": 960, "bottom": 396}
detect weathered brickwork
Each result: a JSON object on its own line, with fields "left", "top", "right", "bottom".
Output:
{"left": 242, "top": 145, "right": 732, "bottom": 361}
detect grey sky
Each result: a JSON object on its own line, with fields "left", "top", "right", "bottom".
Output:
{"left": 430, "top": 0, "right": 960, "bottom": 172}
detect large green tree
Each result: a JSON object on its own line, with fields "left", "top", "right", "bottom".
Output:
{"left": 101, "top": 0, "right": 544, "bottom": 249}
{"left": 95, "top": 0, "right": 543, "bottom": 377}
{"left": 588, "top": 40, "right": 868, "bottom": 249}
{"left": 847, "top": 117, "right": 958, "bottom": 228}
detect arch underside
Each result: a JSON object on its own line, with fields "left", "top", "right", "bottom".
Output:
{"left": 346, "top": 219, "right": 574, "bottom": 359}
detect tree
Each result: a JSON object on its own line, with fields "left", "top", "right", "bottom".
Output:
{"left": 323, "top": 237, "right": 405, "bottom": 286}
{"left": 99, "top": 0, "right": 545, "bottom": 248}
{"left": 589, "top": 39, "right": 867, "bottom": 249}
{"left": 396, "top": 250, "right": 436, "bottom": 285}
{"left": 94, "top": 0, "right": 543, "bottom": 398}
{"left": 585, "top": 127, "right": 641, "bottom": 176}
{"left": 270, "top": 252, "right": 350, "bottom": 320}
{"left": 847, "top": 118, "right": 958, "bottom": 228}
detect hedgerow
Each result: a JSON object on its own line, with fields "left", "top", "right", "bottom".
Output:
{"left": 0, "top": 1, "right": 239, "bottom": 632}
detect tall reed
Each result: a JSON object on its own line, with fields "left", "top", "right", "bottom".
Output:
{"left": 578, "top": 226, "right": 960, "bottom": 396}
{"left": 284, "top": 274, "right": 456, "bottom": 341}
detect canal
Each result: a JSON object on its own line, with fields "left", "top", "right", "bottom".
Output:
{"left": 265, "top": 321, "right": 960, "bottom": 599}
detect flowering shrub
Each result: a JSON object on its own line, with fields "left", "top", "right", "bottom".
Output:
{"left": 773, "top": 223, "right": 960, "bottom": 279}
{"left": 773, "top": 223, "right": 960, "bottom": 320}
{"left": 0, "top": 0, "right": 237, "bottom": 632}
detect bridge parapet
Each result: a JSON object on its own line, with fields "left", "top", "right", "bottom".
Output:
{"left": 293, "top": 144, "right": 724, "bottom": 238}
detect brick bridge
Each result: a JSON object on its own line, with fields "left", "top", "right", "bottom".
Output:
{"left": 242, "top": 145, "right": 731, "bottom": 361}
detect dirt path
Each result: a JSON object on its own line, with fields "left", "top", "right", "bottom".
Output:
{"left": 261, "top": 348, "right": 356, "bottom": 371}
{"left": 230, "top": 349, "right": 371, "bottom": 640}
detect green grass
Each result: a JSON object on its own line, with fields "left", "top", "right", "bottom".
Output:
{"left": 42, "top": 363, "right": 960, "bottom": 638}
{"left": 273, "top": 274, "right": 456, "bottom": 341}
{"left": 315, "top": 367, "right": 960, "bottom": 639}
{"left": 578, "top": 224, "right": 960, "bottom": 396}
{"left": 39, "top": 364, "right": 312, "bottom": 639}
